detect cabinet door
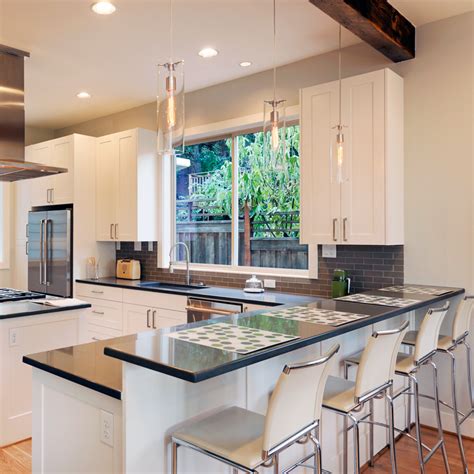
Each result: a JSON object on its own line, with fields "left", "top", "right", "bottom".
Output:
{"left": 96, "top": 135, "right": 118, "bottom": 241}
{"left": 300, "top": 81, "right": 341, "bottom": 244}
{"left": 153, "top": 308, "right": 186, "bottom": 330}
{"left": 28, "top": 143, "right": 52, "bottom": 207}
{"left": 116, "top": 130, "right": 137, "bottom": 242}
{"left": 50, "top": 138, "right": 74, "bottom": 204}
{"left": 341, "top": 70, "right": 385, "bottom": 244}
{"left": 123, "top": 303, "right": 153, "bottom": 335}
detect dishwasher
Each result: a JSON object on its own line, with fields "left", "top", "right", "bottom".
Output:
{"left": 186, "top": 297, "right": 245, "bottom": 323}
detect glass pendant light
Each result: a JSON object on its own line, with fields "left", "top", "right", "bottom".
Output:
{"left": 332, "top": 24, "right": 347, "bottom": 184}
{"left": 263, "top": 0, "right": 286, "bottom": 167}
{"left": 157, "top": 0, "right": 184, "bottom": 156}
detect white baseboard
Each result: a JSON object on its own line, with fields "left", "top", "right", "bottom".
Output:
{"left": 420, "top": 406, "right": 474, "bottom": 438}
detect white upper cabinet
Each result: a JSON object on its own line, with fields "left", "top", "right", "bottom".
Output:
{"left": 95, "top": 128, "right": 158, "bottom": 242}
{"left": 300, "top": 68, "right": 404, "bottom": 245}
{"left": 27, "top": 136, "right": 74, "bottom": 206}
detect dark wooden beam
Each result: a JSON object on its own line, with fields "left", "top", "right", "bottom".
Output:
{"left": 309, "top": 0, "right": 415, "bottom": 62}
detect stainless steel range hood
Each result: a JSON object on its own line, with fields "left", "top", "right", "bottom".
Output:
{"left": 0, "top": 44, "right": 67, "bottom": 182}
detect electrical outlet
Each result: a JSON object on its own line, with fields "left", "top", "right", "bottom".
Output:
{"left": 134, "top": 241, "right": 142, "bottom": 251}
{"left": 115, "top": 241, "right": 121, "bottom": 251}
{"left": 148, "top": 241, "right": 154, "bottom": 252}
{"left": 100, "top": 410, "right": 114, "bottom": 447}
{"left": 264, "top": 279, "right": 276, "bottom": 289}
{"left": 322, "top": 245, "right": 337, "bottom": 258}
{"left": 9, "top": 329, "right": 18, "bottom": 347}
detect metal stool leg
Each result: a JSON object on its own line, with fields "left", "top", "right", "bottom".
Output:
{"left": 273, "top": 453, "right": 279, "bottom": 473}
{"left": 430, "top": 361, "right": 451, "bottom": 474}
{"left": 343, "top": 416, "right": 348, "bottom": 474}
{"left": 387, "top": 387, "right": 398, "bottom": 474}
{"left": 369, "top": 398, "right": 374, "bottom": 467}
{"left": 406, "top": 377, "right": 412, "bottom": 433}
{"left": 312, "top": 425, "right": 323, "bottom": 474}
{"left": 448, "top": 350, "right": 468, "bottom": 473}
{"left": 409, "top": 373, "right": 425, "bottom": 473}
{"left": 464, "top": 341, "right": 474, "bottom": 407}
{"left": 348, "top": 414, "right": 360, "bottom": 474}
{"left": 172, "top": 440, "right": 178, "bottom": 474}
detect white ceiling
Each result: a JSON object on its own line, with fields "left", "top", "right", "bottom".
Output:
{"left": 0, "top": 0, "right": 472, "bottom": 130}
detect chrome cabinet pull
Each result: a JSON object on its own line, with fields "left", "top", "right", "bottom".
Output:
{"left": 332, "top": 218, "right": 338, "bottom": 242}
{"left": 91, "top": 337, "right": 101, "bottom": 341}
{"left": 146, "top": 309, "right": 151, "bottom": 328}
{"left": 91, "top": 290, "right": 104, "bottom": 294}
{"left": 110, "top": 224, "right": 114, "bottom": 240}
{"left": 46, "top": 189, "right": 49, "bottom": 203}
{"left": 44, "top": 219, "right": 51, "bottom": 286}
{"left": 51, "top": 188, "right": 54, "bottom": 203}
{"left": 25, "top": 241, "right": 29, "bottom": 255}
{"left": 92, "top": 310, "right": 105, "bottom": 315}
{"left": 152, "top": 310, "right": 157, "bottom": 329}
{"left": 343, "top": 217, "right": 348, "bottom": 242}
{"left": 39, "top": 219, "right": 45, "bottom": 284}
{"left": 25, "top": 224, "right": 29, "bottom": 238}
{"left": 114, "top": 223, "right": 118, "bottom": 240}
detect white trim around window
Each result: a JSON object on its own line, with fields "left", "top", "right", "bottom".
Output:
{"left": 157, "top": 105, "right": 318, "bottom": 279}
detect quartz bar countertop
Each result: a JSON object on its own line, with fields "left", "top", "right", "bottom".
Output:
{"left": 0, "top": 300, "right": 91, "bottom": 320}
{"left": 76, "top": 277, "right": 316, "bottom": 307}
{"left": 23, "top": 285, "right": 462, "bottom": 398}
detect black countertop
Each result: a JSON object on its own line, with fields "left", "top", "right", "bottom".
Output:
{"left": 76, "top": 277, "right": 316, "bottom": 306}
{"left": 23, "top": 285, "right": 463, "bottom": 398}
{"left": 0, "top": 300, "right": 91, "bottom": 320}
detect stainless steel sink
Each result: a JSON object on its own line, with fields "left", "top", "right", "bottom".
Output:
{"left": 137, "top": 281, "right": 208, "bottom": 291}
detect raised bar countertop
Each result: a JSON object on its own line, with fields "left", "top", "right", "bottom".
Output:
{"left": 0, "top": 300, "right": 91, "bottom": 320}
{"left": 76, "top": 277, "right": 316, "bottom": 306}
{"left": 23, "top": 285, "right": 463, "bottom": 398}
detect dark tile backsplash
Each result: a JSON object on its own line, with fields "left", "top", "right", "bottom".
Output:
{"left": 116, "top": 243, "right": 404, "bottom": 298}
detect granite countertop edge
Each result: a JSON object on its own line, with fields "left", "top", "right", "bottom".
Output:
{"left": 0, "top": 302, "right": 92, "bottom": 320}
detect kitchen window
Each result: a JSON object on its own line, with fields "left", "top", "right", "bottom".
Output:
{"left": 174, "top": 124, "right": 315, "bottom": 277}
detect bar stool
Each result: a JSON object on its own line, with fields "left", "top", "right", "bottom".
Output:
{"left": 171, "top": 344, "right": 339, "bottom": 474}
{"left": 322, "top": 321, "right": 409, "bottom": 474}
{"left": 344, "top": 302, "right": 451, "bottom": 474}
{"left": 401, "top": 295, "right": 473, "bottom": 473}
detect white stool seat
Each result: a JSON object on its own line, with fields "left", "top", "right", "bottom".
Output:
{"left": 173, "top": 406, "right": 265, "bottom": 470}
{"left": 323, "top": 375, "right": 358, "bottom": 413}
{"left": 403, "top": 330, "right": 453, "bottom": 351}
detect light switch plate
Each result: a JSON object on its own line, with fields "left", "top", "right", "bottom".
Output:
{"left": 115, "top": 241, "right": 121, "bottom": 251}
{"left": 100, "top": 410, "right": 114, "bottom": 447}
{"left": 9, "top": 329, "right": 18, "bottom": 347}
{"left": 322, "top": 245, "right": 337, "bottom": 258}
{"left": 134, "top": 242, "right": 142, "bottom": 251}
{"left": 148, "top": 241, "right": 154, "bottom": 252}
{"left": 264, "top": 279, "right": 276, "bottom": 289}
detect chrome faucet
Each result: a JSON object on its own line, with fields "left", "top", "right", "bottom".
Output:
{"left": 169, "top": 242, "right": 191, "bottom": 285}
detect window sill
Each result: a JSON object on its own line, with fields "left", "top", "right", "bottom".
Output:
{"left": 168, "top": 262, "right": 315, "bottom": 280}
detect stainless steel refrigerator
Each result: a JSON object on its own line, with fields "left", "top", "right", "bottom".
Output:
{"left": 28, "top": 207, "right": 72, "bottom": 297}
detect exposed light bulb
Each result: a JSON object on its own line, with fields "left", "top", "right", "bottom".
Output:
{"left": 166, "top": 74, "right": 176, "bottom": 128}
{"left": 336, "top": 129, "right": 345, "bottom": 183}
{"left": 271, "top": 123, "right": 279, "bottom": 152}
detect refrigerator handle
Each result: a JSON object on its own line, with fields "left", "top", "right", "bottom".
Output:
{"left": 44, "top": 219, "right": 51, "bottom": 286}
{"left": 39, "top": 219, "right": 45, "bottom": 285}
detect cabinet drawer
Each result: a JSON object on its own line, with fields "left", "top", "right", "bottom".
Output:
{"left": 76, "top": 283, "right": 123, "bottom": 302}
{"left": 156, "top": 308, "right": 187, "bottom": 329}
{"left": 85, "top": 297, "right": 123, "bottom": 330}
{"left": 122, "top": 289, "right": 187, "bottom": 311}
{"left": 87, "top": 324, "right": 122, "bottom": 342}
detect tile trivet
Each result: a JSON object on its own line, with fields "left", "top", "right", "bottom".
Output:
{"left": 379, "top": 285, "right": 451, "bottom": 296}
{"left": 167, "top": 323, "right": 298, "bottom": 354}
{"left": 335, "top": 294, "right": 419, "bottom": 308}
{"left": 267, "top": 306, "right": 369, "bottom": 327}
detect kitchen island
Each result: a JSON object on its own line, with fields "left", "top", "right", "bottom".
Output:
{"left": 0, "top": 299, "right": 90, "bottom": 446}
{"left": 24, "top": 285, "right": 463, "bottom": 473}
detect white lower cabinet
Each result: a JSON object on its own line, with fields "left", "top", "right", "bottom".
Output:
{"left": 123, "top": 304, "right": 186, "bottom": 335}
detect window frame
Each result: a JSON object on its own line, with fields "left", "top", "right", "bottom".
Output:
{"left": 161, "top": 106, "right": 318, "bottom": 279}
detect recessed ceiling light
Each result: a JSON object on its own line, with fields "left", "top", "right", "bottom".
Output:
{"left": 198, "top": 47, "right": 219, "bottom": 59}
{"left": 76, "top": 91, "right": 91, "bottom": 99}
{"left": 91, "top": 2, "right": 116, "bottom": 15}
{"left": 239, "top": 61, "right": 252, "bottom": 68}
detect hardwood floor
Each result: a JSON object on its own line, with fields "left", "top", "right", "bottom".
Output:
{"left": 0, "top": 430, "right": 471, "bottom": 473}
{"left": 0, "top": 439, "right": 31, "bottom": 473}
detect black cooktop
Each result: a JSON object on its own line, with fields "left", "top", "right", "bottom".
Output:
{"left": 0, "top": 288, "right": 45, "bottom": 303}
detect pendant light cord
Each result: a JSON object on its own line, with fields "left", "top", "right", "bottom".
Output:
{"left": 338, "top": 23, "right": 342, "bottom": 127}
{"left": 169, "top": 0, "right": 174, "bottom": 62}
{"left": 272, "top": 0, "right": 277, "bottom": 102}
